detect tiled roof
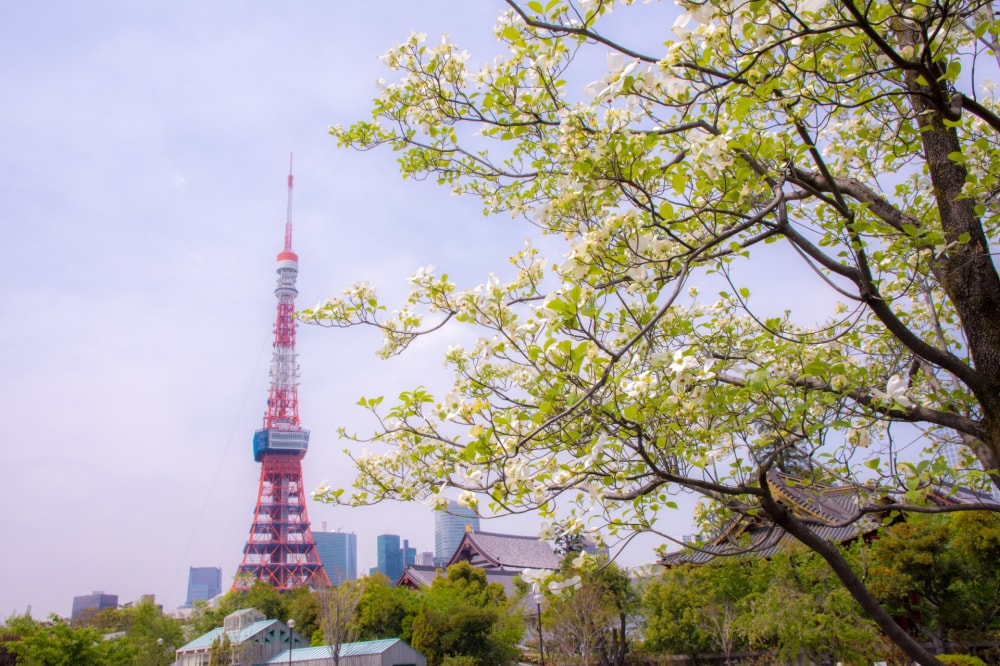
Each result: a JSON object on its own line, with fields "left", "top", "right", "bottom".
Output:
{"left": 266, "top": 638, "right": 404, "bottom": 663}
{"left": 660, "top": 472, "right": 879, "bottom": 566}
{"left": 450, "top": 531, "right": 562, "bottom": 570}
{"left": 930, "top": 482, "right": 1000, "bottom": 506}
{"left": 483, "top": 569, "right": 525, "bottom": 598}
{"left": 397, "top": 563, "right": 524, "bottom": 598}
{"left": 397, "top": 564, "right": 439, "bottom": 588}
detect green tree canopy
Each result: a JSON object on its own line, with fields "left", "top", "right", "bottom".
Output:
{"left": 2, "top": 613, "right": 117, "bottom": 666}
{"left": 868, "top": 511, "right": 1000, "bottom": 651}
{"left": 3, "top": 601, "right": 181, "bottom": 666}
{"left": 641, "top": 550, "right": 886, "bottom": 665}
{"left": 352, "top": 574, "right": 420, "bottom": 642}
{"left": 410, "top": 562, "right": 522, "bottom": 666}
{"left": 307, "top": 2, "right": 1000, "bottom": 663}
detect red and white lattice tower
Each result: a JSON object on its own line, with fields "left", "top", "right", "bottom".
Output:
{"left": 234, "top": 158, "right": 331, "bottom": 590}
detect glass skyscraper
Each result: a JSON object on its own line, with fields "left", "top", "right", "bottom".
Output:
{"left": 71, "top": 591, "right": 118, "bottom": 621}
{"left": 314, "top": 531, "right": 357, "bottom": 586}
{"left": 184, "top": 567, "right": 222, "bottom": 607}
{"left": 376, "top": 534, "right": 404, "bottom": 583}
{"left": 434, "top": 500, "right": 480, "bottom": 568}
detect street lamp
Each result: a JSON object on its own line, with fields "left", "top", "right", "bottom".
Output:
{"left": 534, "top": 593, "right": 545, "bottom": 666}
{"left": 287, "top": 619, "right": 296, "bottom": 665}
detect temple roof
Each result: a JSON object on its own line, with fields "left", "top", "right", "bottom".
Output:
{"left": 660, "top": 471, "right": 879, "bottom": 566}
{"left": 396, "top": 564, "right": 439, "bottom": 589}
{"left": 396, "top": 563, "right": 524, "bottom": 597}
{"left": 448, "top": 530, "right": 563, "bottom": 571}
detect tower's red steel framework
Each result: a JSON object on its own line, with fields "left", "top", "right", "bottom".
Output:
{"left": 234, "top": 158, "right": 330, "bottom": 590}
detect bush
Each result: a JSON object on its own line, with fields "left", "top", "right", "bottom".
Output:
{"left": 938, "top": 655, "right": 986, "bottom": 666}
{"left": 440, "top": 656, "right": 478, "bottom": 666}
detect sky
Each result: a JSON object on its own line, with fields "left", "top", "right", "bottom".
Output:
{"left": 0, "top": 1, "right": 699, "bottom": 618}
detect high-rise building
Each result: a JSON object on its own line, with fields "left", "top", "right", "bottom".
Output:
{"left": 71, "top": 591, "right": 118, "bottom": 621}
{"left": 233, "top": 160, "right": 330, "bottom": 591}
{"left": 184, "top": 567, "right": 222, "bottom": 607}
{"left": 434, "top": 500, "right": 480, "bottom": 567}
{"left": 939, "top": 441, "right": 998, "bottom": 498}
{"left": 941, "top": 441, "right": 967, "bottom": 469}
{"left": 403, "top": 539, "right": 416, "bottom": 568}
{"left": 416, "top": 551, "right": 435, "bottom": 567}
{"left": 314, "top": 530, "right": 357, "bottom": 586}
{"left": 376, "top": 534, "right": 404, "bottom": 583}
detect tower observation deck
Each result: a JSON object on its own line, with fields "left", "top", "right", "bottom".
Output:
{"left": 234, "top": 159, "right": 331, "bottom": 591}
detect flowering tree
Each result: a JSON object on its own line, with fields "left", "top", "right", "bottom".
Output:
{"left": 306, "top": 1, "right": 1000, "bottom": 663}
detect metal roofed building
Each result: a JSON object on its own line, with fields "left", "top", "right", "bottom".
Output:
{"left": 265, "top": 638, "right": 426, "bottom": 666}
{"left": 175, "top": 608, "right": 305, "bottom": 666}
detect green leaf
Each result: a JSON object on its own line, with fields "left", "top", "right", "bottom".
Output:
{"left": 502, "top": 26, "right": 521, "bottom": 42}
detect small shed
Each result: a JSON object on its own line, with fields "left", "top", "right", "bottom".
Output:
{"left": 266, "top": 638, "right": 426, "bottom": 666}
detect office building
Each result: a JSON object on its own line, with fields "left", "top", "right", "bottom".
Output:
{"left": 184, "top": 567, "right": 222, "bottom": 607}
{"left": 314, "top": 530, "right": 358, "bottom": 586}
{"left": 71, "top": 591, "right": 118, "bottom": 621}
{"left": 376, "top": 535, "right": 404, "bottom": 583}
{"left": 434, "top": 500, "right": 480, "bottom": 568}
{"left": 403, "top": 539, "right": 416, "bottom": 568}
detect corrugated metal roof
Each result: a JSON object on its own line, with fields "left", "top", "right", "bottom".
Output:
{"left": 179, "top": 619, "right": 280, "bottom": 650}
{"left": 266, "top": 639, "right": 402, "bottom": 663}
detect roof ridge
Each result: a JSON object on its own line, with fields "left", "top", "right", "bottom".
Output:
{"left": 473, "top": 530, "right": 540, "bottom": 540}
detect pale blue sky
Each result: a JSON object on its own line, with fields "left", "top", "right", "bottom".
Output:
{"left": 0, "top": 0, "right": 965, "bottom": 624}
{"left": 0, "top": 1, "right": 694, "bottom": 618}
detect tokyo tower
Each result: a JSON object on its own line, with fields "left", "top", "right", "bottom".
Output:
{"left": 234, "top": 159, "right": 331, "bottom": 590}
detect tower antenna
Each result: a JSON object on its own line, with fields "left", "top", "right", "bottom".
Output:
{"left": 285, "top": 153, "right": 294, "bottom": 252}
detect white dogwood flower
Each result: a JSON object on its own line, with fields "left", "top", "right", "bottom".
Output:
{"left": 548, "top": 575, "right": 582, "bottom": 593}
{"left": 886, "top": 375, "right": 914, "bottom": 408}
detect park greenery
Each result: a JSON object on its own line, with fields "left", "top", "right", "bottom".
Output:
{"left": 302, "top": 0, "right": 1000, "bottom": 663}
{"left": 3, "top": 514, "right": 998, "bottom": 665}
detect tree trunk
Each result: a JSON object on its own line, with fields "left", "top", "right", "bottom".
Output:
{"left": 759, "top": 486, "right": 944, "bottom": 666}
{"left": 892, "top": 7, "right": 1000, "bottom": 482}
